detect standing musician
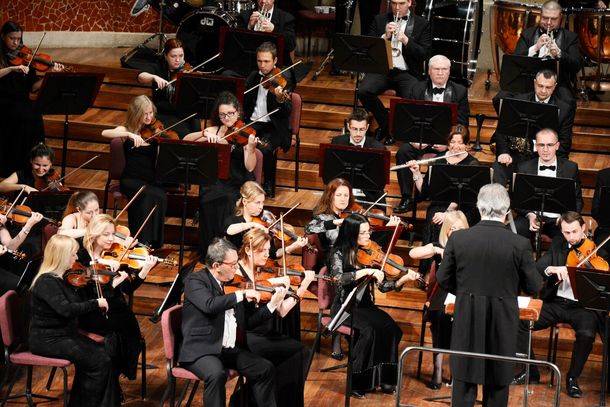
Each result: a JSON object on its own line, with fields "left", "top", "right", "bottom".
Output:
{"left": 136, "top": 38, "right": 200, "bottom": 137}
{"left": 409, "top": 210, "right": 469, "bottom": 389}
{"left": 29, "top": 234, "right": 118, "bottom": 406}
{"left": 101, "top": 95, "right": 168, "bottom": 249}
{"left": 0, "top": 212, "right": 42, "bottom": 293}
{"left": 236, "top": 229, "right": 314, "bottom": 407}
{"left": 357, "top": 0, "right": 431, "bottom": 145}
{"left": 436, "top": 184, "right": 542, "bottom": 407}
{"left": 492, "top": 69, "right": 575, "bottom": 187}
{"left": 58, "top": 191, "right": 100, "bottom": 239}
{"left": 184, "top": 91, "right": 258, "bottom": 257}
{"left": 0, "top": 21, "right": 63, "bottom": 177}
{"left": 513, "top": 128, "right": 583, "bottom": 240}
{"left": 514, "top": 211, "right": 604, "bottom": 398}
{"left": 179, "top": 237, "right": 280, "bottom": 407}
{"left": 592, "top": 167, "right": 610, "bottom": 261}
{"left": 243, "top": 42, "right": 293, "bottom": 198}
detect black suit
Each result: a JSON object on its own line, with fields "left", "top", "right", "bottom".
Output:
{"left": 179, "top": 269, "right": 276, "bottom": 407}
{"left": 238, "top": 7, "right": 296, "bottom": 58}
{"left": 592, "top": 168, "right": 610, "bottom": 260}
{"left": 436, "top": 220, "right": 542, "bottom": 407}
{"left": 357, "top": 12, "right": 432, "bottom": 138}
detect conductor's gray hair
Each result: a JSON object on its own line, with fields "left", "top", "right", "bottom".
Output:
{"left": 477, "top": 184, "right": 511, "bottom": 220}
{"left": 204, "top": 238, "right": 237, "bottom": 267}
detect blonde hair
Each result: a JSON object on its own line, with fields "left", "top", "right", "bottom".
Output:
{"left": 83, "top": 214, "right": 115, "bottom": 255}
{"left": 238, "top": 228, "right": 271, "bottom": 260}
{"left": 125, "top": 95, "right": 156, "bottom": 133}
{"left": 438, "top": 210, "right": 469, "bottom": 247}
{"left": 63, "top": 190, "right": 98, "bottom": 219}
{"left": 32, "top": 235, "right": 79, "bottom": 286}
{"left": 235, "top": 181, "right": 265, "bottom": 216}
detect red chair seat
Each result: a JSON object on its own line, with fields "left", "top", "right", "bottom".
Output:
{"left": 10, "top": 351, "right": 71, "bottom": 367}
{"left": 321, "top": 316, "right": 352, "bottom": 336}
{"left": 78, "top": 329, "right": 104, "bottom": 343}
{"left": 172, "top": 367, "right": 240, "bottom": 381}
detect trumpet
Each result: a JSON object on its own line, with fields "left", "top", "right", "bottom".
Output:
{"left": 391, "top": 13, "right": 402, "bottom": 57}
{"left": 254, "top": 4, "right": 272, "bottom": 32}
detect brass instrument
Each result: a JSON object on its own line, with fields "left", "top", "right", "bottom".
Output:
{"left": 391, "top": 13, "right": 402, "bottom": 57}
{"left": 254, "top": 4, "right": 272, "bottom": 31}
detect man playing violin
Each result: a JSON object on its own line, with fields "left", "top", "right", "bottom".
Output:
{"left": 514, "top": 211, "right": 605, "bottom": 398}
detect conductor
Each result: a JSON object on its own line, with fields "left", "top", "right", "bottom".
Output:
{"left": 436, "top": 184, "right": 543, "bottom": 406}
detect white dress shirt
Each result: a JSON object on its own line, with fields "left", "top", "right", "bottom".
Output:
{"left": 211, "top": 274, "right": 243, "bottom": 349}
{"left": 536, "top": 158, "right": 560, "bottom": 218}
{"left": 431, "top": 82, "right": 448, "bottom": 103}
{"left": 250, "top": 72, "right": 271, "bottom": 123}
{"left": 553, "top": 243, "right": 576, "bottom": 301}
{"left": 382, "top": 12, "right": 410, "bottom": 71}
{"left": 349, "top": 136, "right": 366, "bottom": 147}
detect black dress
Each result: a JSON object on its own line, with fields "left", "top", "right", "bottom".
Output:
{"left": 0, "top": 68, "right": 44, "bottom": 177}
{"left": 119, "top": 138, "right": 167, "bottom": 249}
{"left": 426, "top": 243, "right": 452, "bottom": 350}
{"left": 223, "top": 214, "right": 278, "bottom": 258}
{"left": 29, "top": 273, "right": 120, "bottom": 407}
{"left": 327, "top": 250, "right": 403, "bottom": 391}
{"left": 5, "top": 170, "right": 44, "bottom": 257}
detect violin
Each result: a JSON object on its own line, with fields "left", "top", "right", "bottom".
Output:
{"left": 252, "top": 209, "right": 316, "bottom": 252}
{"left": 113, "top": 224, "right": 151, "bottom": 251}
{"left": 169, "top": 62, "right": 193, "bottom": 82}
{"left": 9, "top": 45, "right": 70, "bottom": 72}
{"left": 140, "top": 118, "right": 179, "bottom": 141}
{"left": 223, "top": 120, "right": 265, "bottom": 147}
{"left": 34, "top": 168, "right": 70, "bottom": 192}
{"left": 101, "top": 243, "right": 176, "bottom": 271}
{"left": 225, "top": 272, "right": 300, "bottom": 303}
{"left": 259, "top": 261, "right": 335, "bottom": 286}
{"left": 357, "top": 240, "right": 426, "bottom": 286}
{"left": 341, "top": 203, "right": 384, "bottom": 227}
{"left": 0, "top": 198, "right": 59, "bottom": 226}
{"left": 64, "top": 262, "right": 117, "bottom": 288}
{"left": 0, "top": 244, "right": 26, "bottom": 261}
{"left": 566, "top": 238, "right": 610, "bottom": 271}
{"left": 261, "top": 67, "right": 291, "bottom": 103}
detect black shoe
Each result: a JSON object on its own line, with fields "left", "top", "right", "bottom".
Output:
{"left": 427, "top": 381, "right": 442, "bottom": 390}
{"left": 566, "top": 377, "right": 582, "bottom": 398}
{"left": 330, "top": 351, "right": 344, "bottom": 361}
{"left": 383, "top": 135, "right": 395, "bottom": 145}
{"left": 511, "top": 369, "right": 540, "bottom": 385}
{"left": 351, "top": 390, "right": 366, "bottom": 399}
{"left": 380, "top": 384, "right": 395, "bottom": 394}
{"left": 374, "top": 128, "right": 385, "bottom": 142}
{"left": 394, "top": 197, "right": 411, "bottom": 214}
{"left": 263, "top": 181, "right": 275, "bottom": 198}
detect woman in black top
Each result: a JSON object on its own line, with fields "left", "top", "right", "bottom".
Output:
{"left": 29, "top": 234, "right": 118, "bottom": 407}
{"left": 184, "top": 91, "right": 258, "bottom": 257}
{"left": 101, "top": 95, "right": 167, "bottom": 248}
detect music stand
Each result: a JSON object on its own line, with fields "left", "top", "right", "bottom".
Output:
{"left": 16, "top": 255, "right": 43, "bottom": 295}
{"left": 597, "top": 186, "right": 610, "bottom": 229}
{"left": 150, "top": 140, "right": 230, "bottom": 322}
{"left": 428, "top": 165, "right": 493, "bottom": 208}
{"left": 36, "top": 72, "right": 104, "bottom": 177}
{"left": 512, "top": 173, "right": 576, "bottom": 257}
{"left": 389, "top": 98, "right": 456, "bottom": 145}
{"left": 219, "top": 27, "right": 285, "bottom": 77}
{"left": 27, "top": 191, "right": 72, "bottom": 223}
{"left": 332, "top": 33, "right": 392, "bottom": 108}
{"left": 500, "top": 55, "right": 559, "bottom": 93}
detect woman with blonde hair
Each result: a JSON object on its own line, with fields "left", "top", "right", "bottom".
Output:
{"left": 58, "top": 190, "right": 100, "bottom": 238}
{"left": 29, "top": 234, "right": 119, "bottom": 406}
{"left": 101, "top": 95, "right": 167, "bottom": 249}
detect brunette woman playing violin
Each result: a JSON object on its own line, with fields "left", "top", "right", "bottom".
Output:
{"left": 0, "top": 211, "right": 41, "bottom": 294}
{"left": 137, "top": 38, "right": 200, "bottom": 137}
{"left": 0, "top": 143, "right": 59, "bottom": 194}
{"left": 58, "top": 191, "right": 100, "bottom": 239}
{"left": 101, "top": 95, "right": 167, "bottom": 248}
{"left": 29, "top": 235, "right": 118, "bottom": 407}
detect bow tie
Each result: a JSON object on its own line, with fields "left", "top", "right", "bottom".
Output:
{"left": 539, "top": 165, "right": 556, "bottom": 171}
{"left": 432, "top": 87, "right": 445, "bottom": 95}
{"left": 539, "top": 27, "right": 559, "bottom": 37}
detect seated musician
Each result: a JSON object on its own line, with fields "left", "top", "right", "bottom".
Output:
{"left": 357, "top": 0, "right": 431, "bottom": 145}
{"left": 58, "top": 190, "right": 100, "bottom": 239}
{"left": 513, "top": 128, "right": 583, "bottom": 240}
{"left": 179, "top": 237, "right": 280, "bottom": 407}
{"left": 492, "top": 69, "right": 575, "bottom": 187}
{"left": 592, "top": 167, "right": 610, "bottom": 261}
{"left": 513, "top": 0, "right": 582, "bottom": 102}
{"left": 243, "top": 42, "right": 292, "bottom": 198}
{"left": 0, "top": 143, "right": 59, "bottom": 194}
{"left": 409, "top": 210, "right": 469, "bottom": 390}
{"left": 184, "top": 91, "right": 258, "bottom": 257}
{"left": 514, "top": 211, "right": 605, "bottom": 398}
{"left": 136, "top": 38, "right": 200, "bottom": 137}
{"left": 101, "top": 95, "right": 168, "bottom": 249}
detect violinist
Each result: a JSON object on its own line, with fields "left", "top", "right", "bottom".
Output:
{"left": 58, "top": 190, "right": 100, "bottom": 239}
{"left": 592, "top": 167, "right": 610, "bottom": 261}
{"left": 0, "top": 212, "right": 40, "bottom": 294}
{"left": 101, "top": 95, "right": 168, "bottom": 249}
{"left": 409, "top": 210, "right": 469, "bottom": 390}
{"left": 224, "top": 181, "right": 308, "bottom": 256}
{"left": 0, "top": 21, "right": 62, "bottom": 177}
{"left": 184, "top": 91, "right": 258, "bottom": 257}
{"left": 29, "top": 234, "right": 118, "bottom": 406}
{"left": 243, "top": 42, "right": 293, "bottom": 198}
{"left": 236, "top": 229, "right": 314, "bottom": 407}
{"left": 514, "top": 211, "right": 605, "bottom": 398}
{"left": 136, "top": 38, "right": 200, "bottom": 137}
{"left": 0, "top": 143, "right": 59, "bottom": 194}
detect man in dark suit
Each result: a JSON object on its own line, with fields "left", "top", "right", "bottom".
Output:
{"left": 513, "top": 211, "right": 603, "bottom": 398}
{"left": 243, "top": 42, "right": 293, "bottom": 198}
{"left": 513, "top": 128, "right": 583, "bottom": 240}
{"left": 491, "top": 69, "right": 575, "bottom": 187}
{"left": 357, "top": 0, "right": 431, "bottom": 145}
{"left": 393, "top": 55, "right": 470, "bottom": 212}
{"left": 179, "top": 238, "right": 286, "bottom": 407}
{"left": 592, "top": 168, "right": 610, "bottom": 261}
{"left": 436, "top": 183, "right": 542, "bottom": 407}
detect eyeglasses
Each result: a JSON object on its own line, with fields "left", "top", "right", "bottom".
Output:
{"left": 535, "top": 142, "right": 557, "bottom": 149}
{"left": 221, "top": 261, "right": 239, "bottom": 268}
{"left": 219, "top": 111, "right": 238, "bottom": 119}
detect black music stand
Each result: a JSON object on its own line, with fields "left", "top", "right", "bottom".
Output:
{"left": 27, "top": 191, "right": 72, "bottom": 223}
{"left": 597, "top": 186, "right": 610, "bottom": 230}
{"left": 174, "top": 74, "right": 245, "bottom": 123}
{"left": 512, "top": 173, "right": 576, "bottom": 258}
{"left": 219, "top": 27, "right": 285, "bottom": 77}
{"left": 332, "top": 33, "right": 392, "bottom": 108}
{"left": 428, "top": 165, "right": 493, "bottom": 208}
{"left": 16, "top": 255, "right": 43, "bottom": 295}
{"left": 500, "top": 55, "right": 559, "bottom": 93}
{"left": 150, "top": 140, "right": 231, "bottom": 323}
{"left": 36, "top": 72, "right": 104, "bottom": 177}
{"left": 389, "top": 98, "right": 456, "bottom": 145}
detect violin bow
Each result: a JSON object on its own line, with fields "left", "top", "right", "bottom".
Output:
{"left": 25, "top": 32, "right": 46, "bottom": 70}
{"left": 89, "top": 257, "right": 108, "bottom": 319}
{"left": 216, "top": 108, "right": 280, "bottom": 143}
{"left": 40, "top": 155, "right": 100, "bottom": 192}
{"left": 244, "top": 60, "right": 303, "bottom": 94}
{"left": 116, "top": 205, "right": 158, "bottom": 263}
{"left": 114, "top": 185, "right": 146, "bottom": 222}
{"left": 5, "top": 187, "right": 26, "bottom": 219}
{"left": 363, "top": 192, "right": 387, "bottom": 215}
{"left": 266, "top": 203, "right": 300, "bottom": 230}
{"left": 140, "top": 112, "right": 198, "bottom": 144}
{"left": 379, "top": 223, "right": 400, "bottom": 275}
{"left": 279, "top": 213, "right": 287, "bottom": 277}
{"left": 166, "top": 53, "right": 221, "bottom": 86}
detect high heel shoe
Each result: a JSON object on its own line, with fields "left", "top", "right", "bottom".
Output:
{"left": 330, "top": 351, "right": 344, "bottom": 361}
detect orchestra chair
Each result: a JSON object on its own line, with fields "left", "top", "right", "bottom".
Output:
{"left": 103, "top": 137, "right": 127, "bottom": 216}
{"left": 290, "top": 92, "right": 303, "bottom": 191}
{"left": 0, "top": 290, "right": 71, "bottom": 407}
{"left": 160, "top": 304, "right": 243, "bottom": 407}
{"left": 416, "top": 261, "right": 437, "bottom": 379}
{"left": 302, "top": 233, "right": 325, "bottom": 272}
{"left": 41, "top": 223, "right": 59, "bottom": 252}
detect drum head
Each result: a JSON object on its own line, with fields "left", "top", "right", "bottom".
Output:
{"left": 177, "top": 7, "right": 237, "bottom": 65}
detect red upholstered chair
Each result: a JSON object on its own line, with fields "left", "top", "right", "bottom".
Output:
{"left": 103, "top": 137, "right": 127, "bottom": 215}
{"left": 254, "top": 149, "right": 264, "bottom": 185}
{"left": 41, "top": 223, "right": 58, "bottom": 252}
{"left": 290, "top": 92, "right": 303, "bottom": 191}
{"left": 302, "top": 233, "right": 326, "bottom": 272}
{"left": 0, "top": 290, "right": 71, "bottom": 407}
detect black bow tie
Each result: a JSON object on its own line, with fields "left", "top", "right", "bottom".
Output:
{"left": 539, "top": 27, "right": 559, "bottom": 37}
{"left": 432, "top": 87, "right": 445, "bottom": 95}
{"left": 539, "top": 165, "right": 556, "bottom": 171}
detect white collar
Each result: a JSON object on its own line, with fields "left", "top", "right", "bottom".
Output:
{"left": 349, "top": 135, "right": 366, "bottom": 147}
{"left": 538, "top": 158, "right": 558, "bottom": 167}
{"left": 536, "top": 95, "right": 551, "bottom": 104}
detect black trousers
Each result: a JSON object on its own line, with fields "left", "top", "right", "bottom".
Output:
{"left": 517, "top": 297, "right": 598, "bottom": 379}
{"left": 395, "top": 144, "right": 439, "bottom": 197}
{"left": 183, "top": 347, "right": 276, "bottom": 407}
{"left": 514, "top": 214, "right": 561, "bottom": 241}
{"left": 595, "top": 226, "right": 610, "bottom": 262}
{"left": 357, "top": 69, "right": 418, "bottom": 138}
{"left": 491, "top": 151, "right": 535, "bottom": 188}
{"left": 119, "top": 178, "right": 167, "bottom": 249}
{"left": 251, "top": 121, "right": 280, "bottom": 186}
{"left": 452, "top": 379, "right": 509, "bottom": 407}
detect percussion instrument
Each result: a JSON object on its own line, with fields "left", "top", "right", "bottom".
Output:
{"left": 423, "top": 0, "right": 484, "bottom": 85}
{"left": 177, "top": 7, "right": 237, "bottom": 65}
{"left": 574, "top": 8, "right": 610, "bottom": 91}
{"left": 150, "top": 0, "right": 198, "bottom": 26}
